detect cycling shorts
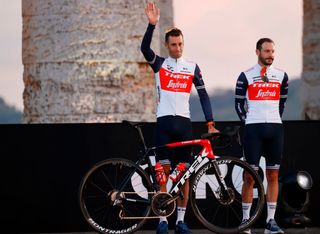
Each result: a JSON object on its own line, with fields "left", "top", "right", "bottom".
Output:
{"left": 155, "top": 115, "right": 193, "bottom": 167}
{"left": 243, "top": 123, "right": 283, "bottom": 170}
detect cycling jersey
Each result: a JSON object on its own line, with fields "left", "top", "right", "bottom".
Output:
{"left": 235, "top": 63, "right": 288, "bottom": 124}
{"left": 141, "top": 24, "right": 213, "bottom": 122}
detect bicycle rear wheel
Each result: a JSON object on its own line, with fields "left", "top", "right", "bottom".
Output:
{"left": 79, "top": 158, "right": 153, "bottom": 234}
{"left": 190, "top": 156, "right": 265, "bottom": 234}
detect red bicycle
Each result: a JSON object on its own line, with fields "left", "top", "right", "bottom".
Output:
{"left": 79, "top": 121, "right": 265, "bottom": 234}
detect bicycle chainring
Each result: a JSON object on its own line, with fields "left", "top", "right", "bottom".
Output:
{"left": 151, "top": 192, "right": 176, "bottom": 217}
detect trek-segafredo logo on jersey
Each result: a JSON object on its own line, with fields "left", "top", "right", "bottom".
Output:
{"left": 255, "top": 89, "right": 277, "bottom": 98}
{"left": 248, "top": 82, "right": 280, "bottom": 100}
{"left": 252, "top": 83, "right": 280, "bottom": 88}
{"left": 167, "top": 80, "right": 188, "bottom": 89}
{"left": 164, "top": 71, "right": 192, "bottom": 80}
{"left": 159, "top": 68, "right": 193, "bottom": 93}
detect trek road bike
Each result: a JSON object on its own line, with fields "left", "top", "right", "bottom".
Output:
{"left": 79, "top": 121, "right": 265, "bottom": 234}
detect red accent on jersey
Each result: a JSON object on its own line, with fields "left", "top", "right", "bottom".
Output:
{"left": 248, "top": 82, "right": 280, "bottom": 100}
{"left": 159, "top": 68, "right": 193, "bottom": 93}
{"left": 260, "top": 66, "right": 267, "bottom": 77}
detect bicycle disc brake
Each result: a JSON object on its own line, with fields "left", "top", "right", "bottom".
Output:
{"left": 214, "top": 187, "right": 235, "bottom": 205}
{"left": 151, "top": 192, "right": 176, "bottom": 217}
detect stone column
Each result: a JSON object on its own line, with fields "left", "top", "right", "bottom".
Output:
{"left": 302, "top": 0, "right": 320, "bottom": 120}
{"left": 158, "top": 0, "right": 174, "bottom": 57}
{"left": 22, "top": 0, "right": 173, "bottom": 123}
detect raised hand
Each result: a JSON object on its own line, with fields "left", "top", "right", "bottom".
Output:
{"left": 145, "top": 1, "right": 160, "bottom": 25}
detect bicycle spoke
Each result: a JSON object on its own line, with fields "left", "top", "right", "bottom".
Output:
{"left": 100, "top": 168, "right": 114, "bottom": 189}
{"left": 89, "top": 181, "right": 108, "bottom": 194}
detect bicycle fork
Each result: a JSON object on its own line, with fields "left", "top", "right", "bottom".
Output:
{"left": 211, "top": 160, "right": 235, "bottom": 204}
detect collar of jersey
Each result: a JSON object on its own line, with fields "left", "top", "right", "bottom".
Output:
{"left": 256, "top": 63, "right": 273, "bottom": 71}
{"left": 168, "top": 56, "right": 184, "bottom": 63}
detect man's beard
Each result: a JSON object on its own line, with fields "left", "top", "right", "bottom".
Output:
{"left": 259, "top": 56, "right": 274, "bottom": 66}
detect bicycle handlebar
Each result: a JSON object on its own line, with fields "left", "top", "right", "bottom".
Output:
{"left": 201, "top": 126, "right": 241, "bottom": 150}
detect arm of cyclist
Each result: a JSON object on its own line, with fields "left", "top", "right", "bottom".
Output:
{"left": 141, "top": 2, "right": 163, "bottom": 72}
{"left": 279, "top": 72, "right": 289, "bottom": 117}
{"left": 193, "top": 65, "right": 219, "bottom": 133}
{"left": 234, "top": 72, "right": 248, "bottom": 122}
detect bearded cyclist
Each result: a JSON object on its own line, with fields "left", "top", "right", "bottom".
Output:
{"left": 235, "top": 38, "right": 288, "bottom": 234}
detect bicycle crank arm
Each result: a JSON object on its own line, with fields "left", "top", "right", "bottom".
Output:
{"left": 159, "top": 193, "right": 180, "bottom": 207}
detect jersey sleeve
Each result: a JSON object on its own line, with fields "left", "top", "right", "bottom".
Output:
{"left": 234, "top": 72, "right": 248, "bottom": 122}
{"left": 193, "top": 64, "right": 214, "bottom": 122}
{"left": 279, "top": 72, "right": 289, "bottom": 117}
{"left": 140, "top": 24, "right": 164, "bottom": 73}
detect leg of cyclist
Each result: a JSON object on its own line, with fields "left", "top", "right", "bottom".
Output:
{"left": 155, "top": 117, "right": 174, "bottom": 234}
{"left": 241, "top": 124, "right": 263, "bottom": 234}
{"left": 263, "top": 123, "right": 284, "bottom": 234}
{"left": 155, "top": 116, "right": 192, "bottom": 234}
{"left": 172, "top": 118, "right": 193, "bottom": 234}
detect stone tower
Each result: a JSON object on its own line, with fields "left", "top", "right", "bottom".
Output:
{"left": 302, "top": 0, "right": 320, "bottom": 120}
{"left": 22, "top": 0, "right": 173, "bottom": 123}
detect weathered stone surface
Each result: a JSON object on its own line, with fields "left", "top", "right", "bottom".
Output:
{"left": 22, "top": 0, "right": 173, "bottom": 123}
{"left": 302, "top": 0, "right": 320, "bottom": 119}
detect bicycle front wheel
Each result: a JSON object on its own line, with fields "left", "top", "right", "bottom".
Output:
{"left": 79, "top": 158, "right": 153, "bottom": 234}
{"left": 190, "top": 156, "right": 265, "bottom": 234}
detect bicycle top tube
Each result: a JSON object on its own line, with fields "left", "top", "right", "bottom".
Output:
{"left": 165, "top": 138, "right": 215, "bottom": 159}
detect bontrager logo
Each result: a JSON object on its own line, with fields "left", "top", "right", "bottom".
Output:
{"left": 89, "top": 218, "right": 137, "bottom": 233}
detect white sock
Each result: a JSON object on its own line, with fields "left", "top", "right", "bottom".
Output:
{"left": 176, "top": 207, "right": 186, "bottom": 224}
{"left": 242, "top": 202, "right": 252, "bottom": 220}
{"left": 266, "top": 202, "right": 277, "bottom": 223}
{"left": 159, "top": 216, "right": 167, "bottom": 223}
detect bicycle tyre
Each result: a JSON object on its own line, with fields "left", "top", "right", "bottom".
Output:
{"left": 79, "top": 158, "right": 153, "bottom": 234}
{"left": 190, "top": 156, "right": 265, "bottom": 234}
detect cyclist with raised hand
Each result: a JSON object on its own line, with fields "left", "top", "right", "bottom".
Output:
{"left": 235, "top": 38, "right": 289, "bottom": 234}
{"left": 141, "top": 1, "right": 219, "bottom": 234}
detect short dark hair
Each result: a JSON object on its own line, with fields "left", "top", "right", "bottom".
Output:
{"left": 256, "top": 38, "right": 274, "bottom": 50}
{"left": 165, "top": 27, "right": 183, "bottom": 43}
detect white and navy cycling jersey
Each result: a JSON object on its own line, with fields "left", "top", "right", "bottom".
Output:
{"left": 235, "top": 63, "right": 288, "bottom": 124}
{"left": 141, "top": 24, "right": 213, "bottom": 122}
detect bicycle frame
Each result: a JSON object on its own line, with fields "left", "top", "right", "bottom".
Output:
{"left": 120, "top": 137, "right": 229, "bottom": 205}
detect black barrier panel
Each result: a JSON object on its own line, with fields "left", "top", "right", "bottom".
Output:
{"left": 0, "top": 121, "right": 319, "bottom": 233}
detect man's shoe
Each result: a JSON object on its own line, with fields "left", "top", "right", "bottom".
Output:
{"left": 264, "top": 219, "right": 284, "bottom": 234}
{"left": 239, "top": 219, "right": 251, "bottom": 234}
{"left": 175, "top": 221, "right": 191, "bottom": 234}
{"left": 156, "top": 221, "right": 168, "bottom": 234}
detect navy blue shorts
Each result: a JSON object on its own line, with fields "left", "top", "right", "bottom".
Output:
{"left": 155, "top": 115, "right": 193, "bottom": 167}
{"left": 243, "top": 123, "right": 283, "bottom": 170}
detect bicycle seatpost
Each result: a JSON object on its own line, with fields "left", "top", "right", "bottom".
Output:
{"left": 135, "top": 125, "right": 148, "bottom": 151}
{"left": 122, "top": 120, "right": 148, "bottom": 151}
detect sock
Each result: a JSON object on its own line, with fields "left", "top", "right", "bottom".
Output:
{"left": 242, "top": 202, "right": 252, "bottom": 220}
{"left": 266, "top": 202, "right": 277, "bottom": 223}
{"left": 176, "top": 207, "right": 186, "bottom": 224}
{"left": 159, "top": 216, "right": 167, "bottom": 223}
